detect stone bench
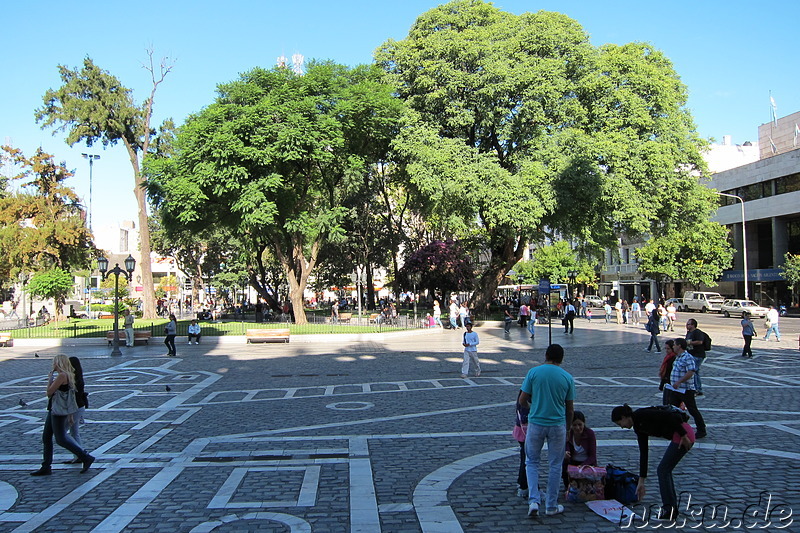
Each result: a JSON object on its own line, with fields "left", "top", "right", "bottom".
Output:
{"left": 246, "top": 328, "right": 290, "bottom": 343}
{"left": 106, "top": 330, "right": 152, "bottom": 346}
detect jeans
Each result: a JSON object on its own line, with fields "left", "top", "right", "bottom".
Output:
{"left": 525, "top": 423, "right": 567, "bottom": 511}
{"left": 692, "top": 356, "right": 704, "bottom": 393}
{"left": 450, "top": 315, "right": 458, "bottom": 329}
{"left": 742, "top": 335, "right": 753, "bottom": 357}
{"left": 647, "top": 332, "right": 660, "bottom": 351}
{"left": 504, "top": 317, "right": 513, "bottom": 333}
{"left": 42, "top": 411, "right": 88, "bottom": 468}
{"left": 124, "top": 327, "right": 134, "bottom": 347}
{"left": 527, "top": 320, "right": 536, "bottom": 337}
{"left": 765, "top": 324, "right": 781, "bottom": 341}
{"left": 657, "top": 442, "right": 688, "bottom": 515}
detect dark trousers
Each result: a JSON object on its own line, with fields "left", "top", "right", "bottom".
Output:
{"left": 517, "top": 441, "right": 528, "bottom": 490}
{"left": 164, "top": 335, "right": 176, "bottom": 355}
{"left": 188, "top": 333, "right": 201, "bottom": 343}
{"left": 667, "top": 390, "right": 706, "bottom": 433}
{"left": 41, "top": 411, "right": 88, "bottom": 468}
{"left": 564, "top": 314, "right": 574, "bottom": 333}
{"left": 648, "top": 332, "right": 660, "bottom": 351}
{"left": 657, "top": 442, "right": 688, "bottom": 517}
{"left": 742, "top": 335, "right": 753, "bottom": 357}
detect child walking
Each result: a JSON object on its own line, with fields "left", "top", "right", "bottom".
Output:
{"left": 460, "top": 321, "right": 481, "bottom": 378}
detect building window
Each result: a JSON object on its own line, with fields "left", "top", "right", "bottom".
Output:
{"left": 787, "top": 217, "right": 800, "bottom": 256}
{"left": 776, "top": 172, "right": 800, "bottom": 195}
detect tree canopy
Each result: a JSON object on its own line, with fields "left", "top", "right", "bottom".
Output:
{"left": 377, "top": 0, "right": 713, "bottom": 310}
{"left": 0, "top": 146, "right": 95, "bottom": 281}
{"left": 146, "top": 62, "right": 403, "bottom": 323}
{"left": 512, "top": 241, "right": 597, "bottom": 287}
{"left": 35, "top": 52, "right": 174, "bottom": 319}
{"left": 26, "top": 268, "right": 75, "bottom": 322}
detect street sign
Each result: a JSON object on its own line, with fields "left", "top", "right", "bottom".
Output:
{"left": 538, "top": 279, "right": 551, "bottom": 293}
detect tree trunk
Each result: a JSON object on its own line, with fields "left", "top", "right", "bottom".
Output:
{"left": 470, "top": 235, "right": 526, "bottom": 313}
{"left": 133, "top": 176, "right": 156, "bottom": 319}
{"left": 366, "top": 266, "right": 375, "bottom": 310}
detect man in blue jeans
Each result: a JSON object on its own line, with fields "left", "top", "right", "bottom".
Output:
{"left": 684, "top": 319, "right": 707, "bottom": 397}
{"left": 519, "top": 344, "right": 575, "bottom": 518}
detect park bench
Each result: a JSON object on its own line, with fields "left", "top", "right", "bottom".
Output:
{"left": 98, "top": 312, "right": 115, "bottom": 320}
{"left": 0, "top": 333, "right": 12, "bottom": 347}
{"left": 246, "top": 328, "right": 291, "bottom": 343}
{"left": 338, "top": 313, "right": 353, "bottom": 323}
{"left": 106, "top": 330, "right": 152, "bottom": 346}
{"left": 369, "top": 313, "right": 381, "bottom": 324}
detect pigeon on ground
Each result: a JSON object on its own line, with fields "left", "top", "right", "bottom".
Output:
{"left": 165, "top": 385, "right": 172, "bottom": 392}
{"left": 19, "top": 399, "right": 27, "bottom": 407}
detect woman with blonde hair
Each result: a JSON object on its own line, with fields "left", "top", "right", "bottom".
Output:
{"left": 31, "top": 355, "right": 95, "bottom": 476}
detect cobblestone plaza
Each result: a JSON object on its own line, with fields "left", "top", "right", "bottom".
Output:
{"left": 1, "top": 316, "right": 798, "bottom": 532}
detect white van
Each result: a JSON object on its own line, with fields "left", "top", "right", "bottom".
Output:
{"left": 682, "top": 291, "right": 725, "bottom": 313}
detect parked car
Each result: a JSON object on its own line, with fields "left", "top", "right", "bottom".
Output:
{"left": 720, "top": 299, "right": 769, "bottom": 318}
{"left": 683, "top": 291, "right": 725, "bottom": 313}
{"left": 665, "top": 298, "right": 688, "bottom": 312}
{"left": 584, "top": 295, "right": 605, "bottom": 308}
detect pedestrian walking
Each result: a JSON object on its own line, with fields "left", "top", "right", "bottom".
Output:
{"left": 31, "top": 355, "right": 95, "bottom": 476}
{"left": 528, "top": 308, "right": 537, "bottom": 338}
{"left": 65, "top": 356, "right": 88, "bottom": 465}
{"left": 514, "top": 391, "right": 531, "bottom": 498}
{"left": 433, "top": 300, "right": 443, "bottom": 328}
{"left": 741, "top": 313, "right": 756, "bottom": 358}
{"left": 658, "top": 340, "right": 678, "bottom": 405}
{"left": 460, "top": 321, "right": 480, "bottom": 378}
{"left": 449, "top": 299, "right": 459, "bottom": 330}
{"left": 603, "top": 302, "right": 612, "bottom": 324}
{"left": 502, "top": 302, "right": 514, "bottom": 334}
{"left": 665, "top": 338, "right": 706, "bottom": 439}
{"left": 631, "top": 298, "right": 641, "bottom": 325}
{"left": 684, "top": 319, "right": 707, "bottom": 396}
{"left": 563, "top": 301, "right": 576, "bottom": 334}
{"left": 164, "top": 314, "right": 177, "bottom": 356}
{"left": 611, "top": 404, "right": 695, "bottom": 522}
{"left": 764, "top": 306, "right": 781, "bottom": 342}
{"left": 519, "top": 344, "right": 575, "bottom": 518}
{"left": 646, "top": 309, "right": 661, "bottom": 352}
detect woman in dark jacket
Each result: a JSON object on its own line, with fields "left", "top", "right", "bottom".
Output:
{"left": 611, "top": 404, "right": 694, "bottom": 521}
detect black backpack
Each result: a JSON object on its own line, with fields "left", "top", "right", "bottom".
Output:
{"left": 649, "top": 404, "right": 690, "bottom": 423}
{"left": 703, "top": 332, "right": 712, "bottom": 351}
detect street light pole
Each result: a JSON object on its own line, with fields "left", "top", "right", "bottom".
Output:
{"left": 81, "top": 153, "right": 100, "bottom": 232}
{"left": 98, "top": 255, "right": 136, "bottom": 356}
{"left": 18, "top": 272, "right": 28, "bottom": 327}
{"left": 715, "top": 192, "right": 748, "bottom": 300}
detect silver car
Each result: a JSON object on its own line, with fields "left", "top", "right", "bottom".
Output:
{"left": 720, "top": 299, "right": 769, "bottom": 318}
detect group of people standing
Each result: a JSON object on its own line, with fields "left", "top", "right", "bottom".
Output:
{"left": 516, "top": 342, "right": 701, "bottom": 523}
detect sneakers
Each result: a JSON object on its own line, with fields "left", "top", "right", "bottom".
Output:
{"left": 695, "top": 391, "right": 704, "bottom": 397}
{"left": 30, "top": 467, "right": 51, "bottom": 476}
{"left": 460, "top": 374, "right": 467, "bottom": 379}
{"left": 527, "top": 502, "right": 539, "bottom": 517}
{"left": 187, "top": 342, "right": 192, "bottom": 344}
{"left": 516, "top": 488, "right": 529, "bottom": 498}
{"left": 545, "top": 505, "right": 565, "bottom": 516}
{"left": 81, "top": 455, "right": 95, "bottom": 473}
{"left": 194, "top": 341, "right": 199, "bottom": 345}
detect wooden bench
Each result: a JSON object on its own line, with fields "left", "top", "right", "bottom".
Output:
{"left": 106, "top": 330, "right": 152, "bottom": 346}
{"left": 246, "top": 328, "right": 290, "bottom": 343}
{"left": 338, "top": 313, "right": 353, "bottom": 323}
{"left": 98, "top": 312, "right": 115, "bottom": 320}
{"left": 0, "top": 334, "right": 12, "bottom": 347}
{"left": 369, "top": 313, "right": 381, "bottom": 324}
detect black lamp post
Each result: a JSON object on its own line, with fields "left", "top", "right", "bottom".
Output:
{"left": 98, "top": 255, "right": 136, "bottom": 356}
{"left": 568, "top": 270, "right": 578, "bottom": 298}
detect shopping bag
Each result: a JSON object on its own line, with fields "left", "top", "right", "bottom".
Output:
{"left": 587, "top": 499, "right": 639, "bottom": 524}
{"left": 565, "top": 465, "right": 606, "bottom": 503}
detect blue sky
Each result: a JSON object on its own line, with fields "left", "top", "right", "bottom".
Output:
{"left": 2, "top": 0, "right": 799, "bottom": 228}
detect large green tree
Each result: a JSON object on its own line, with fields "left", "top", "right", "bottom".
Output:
{"left": 635, "top": 220, "right": 733, "bottom": 290}
{"left": 25, "top": 268, "right": 75, "bottom": 322}
{"left": 0, "top": 147, "right": 95, "bottom": 281}
{"left": 147, "top": 62, "right": 402, "bottom": 323}
{"left": 512, "top": 241, "right": 596, "bottom": 287}
{"left": 35, "top": 52, "right": 174, "bottom": 319}
{"left": 377, "top": 0, "right": 711, "bottom": 311}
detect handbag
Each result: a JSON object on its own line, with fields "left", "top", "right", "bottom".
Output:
{"left": 565, "top": 465, "right": 606, "bottom": 503}
{"left": 51, "top": 387, "right": 78, "bottom": 416}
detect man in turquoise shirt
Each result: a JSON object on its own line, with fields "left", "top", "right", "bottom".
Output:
{"left": 519, "top": 344, "right": 575, "bottom": 518}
